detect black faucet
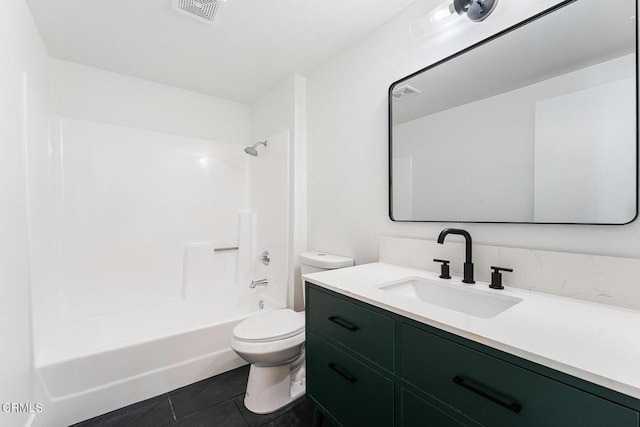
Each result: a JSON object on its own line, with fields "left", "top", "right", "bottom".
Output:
{"left": 437, "top": 228, "right": 475, "bottom": 284}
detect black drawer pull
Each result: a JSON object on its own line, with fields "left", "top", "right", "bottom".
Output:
{"left": 328, "top": 363, "right": 357, "bottom": 383}
{"left": 453, "top": 375, "right": 522, "bottom": 414}
{"left": 328, "top": 316, "right": 359, "bottom": 331}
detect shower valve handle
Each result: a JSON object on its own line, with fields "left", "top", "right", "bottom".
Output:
{"left": 261, "top": 250, "right": 270, "bottom": 266}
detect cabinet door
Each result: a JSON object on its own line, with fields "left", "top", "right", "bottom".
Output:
{"left": 399, "top": 389, "right": 476, "bottom": 427}
{"left": 401, "top": 324, "right": 639, "bottom": 427}
{"left": 307, "top": 286, "right": 395, "bottom": 371}
{"left": 307, "top": 333, "right": 394, "bottom": 427}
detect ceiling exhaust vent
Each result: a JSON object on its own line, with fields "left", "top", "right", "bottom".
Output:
{"left": 172, "top": 0, "right": 226, "bottom": 25}
{"left": 392, "top": 85, "right": 421, "bottom": 101}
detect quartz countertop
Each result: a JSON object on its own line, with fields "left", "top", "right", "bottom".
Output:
{"left": 303, "top": 262, "right": 640, "bottom": 400}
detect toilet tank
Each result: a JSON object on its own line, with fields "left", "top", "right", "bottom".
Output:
{"left": 300, "top": 251, "right": 354, "bottom": 305}
{"left": 300, "top": 251, "right": 354, "bottom": 275}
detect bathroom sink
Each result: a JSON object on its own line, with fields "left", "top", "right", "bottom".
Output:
{"left": 379, "top": 277, "right": 522, "bottom": 319}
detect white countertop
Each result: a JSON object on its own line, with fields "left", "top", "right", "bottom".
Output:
{"left": 303, "top": 262, "right": 640, "bottom": 400}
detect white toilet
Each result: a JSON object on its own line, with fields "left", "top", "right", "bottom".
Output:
{"left": 230, "top": 251, "right": 354, "bottom": 414}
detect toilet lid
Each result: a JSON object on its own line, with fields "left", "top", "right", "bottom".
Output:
{"left": 233, "top": 309, "right": 305, "bottom": 342}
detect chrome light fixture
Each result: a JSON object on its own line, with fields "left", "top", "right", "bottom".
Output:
{"left": 450, "top": 0, "right": 498, "bottom": 22}
{"left": 410, "top": 0, "right": 497, "bottom": 41}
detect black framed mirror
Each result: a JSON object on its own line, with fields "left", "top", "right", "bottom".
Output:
{"left": 389, "top": 0, "right": 638, "bottom": 224}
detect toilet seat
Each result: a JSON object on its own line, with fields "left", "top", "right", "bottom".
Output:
{"left": 233, "top": 309, "right": 304, "bottom": 343}
{"left": 230, "top": 309, "right": 305, "bottom": 367}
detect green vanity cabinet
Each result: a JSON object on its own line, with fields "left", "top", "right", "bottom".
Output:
{"left": 306, "top": 286, "right": 395, "bottom": 371}
{"left": 306, "top": 333, "right": 394, "bottom": 426}
{"left": 305, "top": 282, "right": 640, "bottom": 427}
{"left": 398, "top": 389, "right": 477, "bottom": 427}
{"left": 402, "top": 324, "right": 638, "bottom": 426}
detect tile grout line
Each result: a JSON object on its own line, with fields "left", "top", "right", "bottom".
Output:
{"left": 232, "top": 397, "right": 252, "bottom": 426}
{"left": 167, "top": 394, "right": 177, "bottom": 422}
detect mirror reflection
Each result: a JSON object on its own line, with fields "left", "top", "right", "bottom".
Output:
{"left": 390, "top": 0, "right": 637, "bottom": 224}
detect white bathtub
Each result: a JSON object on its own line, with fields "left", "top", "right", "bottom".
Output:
{"left": 32, "top": 291, "right": 281, "bottom": 427}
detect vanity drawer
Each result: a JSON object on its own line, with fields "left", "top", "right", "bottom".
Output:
{"left": 402, "top": 324, "right": 639, "bottom": 427}
{"left": 307, "top": 333, "right": 394, "bottom": 427}
{"left": 399, "top": 388, "right": 474, "bottom": 427}
{"left": 307, "top": 286, "right": 394, "bottom": 370}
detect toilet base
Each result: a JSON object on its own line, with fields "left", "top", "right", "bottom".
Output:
{"left": 244, "top": 362, "right": 306, "bottom": 414}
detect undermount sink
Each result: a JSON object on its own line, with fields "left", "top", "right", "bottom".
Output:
{"left": 379, "top": 277, "right": 522, "bottom": 319}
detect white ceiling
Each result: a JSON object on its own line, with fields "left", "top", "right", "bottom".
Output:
{"left": 26, "top": 0, "right": 415, "bottom": 104}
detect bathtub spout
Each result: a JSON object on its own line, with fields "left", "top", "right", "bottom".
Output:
{"left": 250, "top": 279, "right": 268, "bottom": 289}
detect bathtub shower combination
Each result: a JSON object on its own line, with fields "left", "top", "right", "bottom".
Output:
{"left": 30, "top": 118, "right": 291, "bottom": 426}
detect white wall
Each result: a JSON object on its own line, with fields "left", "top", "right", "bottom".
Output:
{"left": 251, "top": 75, "right": 308, "bottom": 310}
{"left": 307, "top": 0, "right": 640, "bottom": 270}
{"left": 51, "top": 60, "right": 251, "bottom": 144}
{"left": 0, "top": 1, "right": 50, "bottom": 425}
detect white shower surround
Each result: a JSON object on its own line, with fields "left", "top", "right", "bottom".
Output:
{"left": 28, "top": 87, "right": 292, "bottom": 423}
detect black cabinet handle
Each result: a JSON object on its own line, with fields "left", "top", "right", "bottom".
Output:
{"left": 328, "top": 316, "right": 359, "bottom": 331}
{"left": 453, "top": 376, "right": 522, "bottom": 414}
{"left": 328, "top": 363, "right": 357, "bottom": 383}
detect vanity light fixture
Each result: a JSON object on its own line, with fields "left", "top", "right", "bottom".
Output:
{"left": 451, "top": 0, "right": 498, "bottom": 22}
{"left": 426, "top": 0, "right": 498, "bottom": 24}
{"left": 411, "top": 0, "right": 497, "bottom": 41}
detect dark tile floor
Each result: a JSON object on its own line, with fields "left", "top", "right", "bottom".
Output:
{"left": 71, "top": 365, "right": 327, "bottom": 427}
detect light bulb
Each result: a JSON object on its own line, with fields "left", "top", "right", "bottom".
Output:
{"left": 410, "top": 1, "right": 456, "bottom": 41}
{"left": 428, "top": 1, "right": 455, "bottom": 24}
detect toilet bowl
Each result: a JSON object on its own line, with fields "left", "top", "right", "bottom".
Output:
{"left": 230, "top": 251, "right": 354, "bottom": 414}
{"left": 231, "top": 309, "right": 305, "bottom": 414}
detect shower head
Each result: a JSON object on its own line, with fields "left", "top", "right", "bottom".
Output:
{"left": 244, "top": 140, "right": 267, "bottom": 156}
{"left": 244, "top": 147, "right": 258, "bottom": 156}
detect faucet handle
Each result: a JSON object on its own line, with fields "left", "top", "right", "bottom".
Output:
{"left": 489, "top": 266, "right": 513, "bottom": 290}
{"left": 433, "top": 259, "right": 451, "bottom": 279}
